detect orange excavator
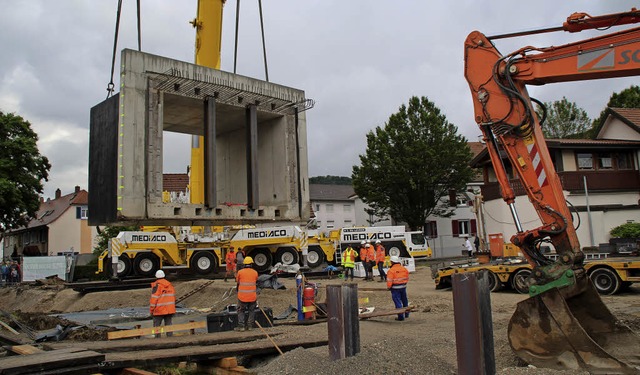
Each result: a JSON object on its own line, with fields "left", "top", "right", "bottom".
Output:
{"left": 464, "top": 9, "right": 640, "bottom": 373}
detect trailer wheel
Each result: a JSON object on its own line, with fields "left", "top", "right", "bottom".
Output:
{"left": 251, "top": 248, "right": 272, "bottom": 272}
{"left": 105, "top": 256, "right": 132, "bottom": 278}
{"left": 589, "top": 268, "right": 621, "bottom": 295}
{"left": 481, "top": 270, "right": 502, "bottom": 292}
{"left": 276, "top": 247, "right": 299, "bottom": 266}
{"left": 306, "top": 246, "right": 325, "bottom": 268}
{"left": 134, "top": 253, "right": 160, "bottom": 277}
{"left": 511, "top": 268, "right": 532, "bottom": 294}
{"left": 190, "top": 252, "right": 217, "bottom": 275}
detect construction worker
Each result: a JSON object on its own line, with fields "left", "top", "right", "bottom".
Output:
{"left": 235, "top": 256, "right": 259, "bottom": 332}
{"left": 236, "top": 247, "right": 245, "bottom": 271}
{"left": 365, "top": 242, "right": 376, "bottom": 281}
{"left": 359, "top": 240, "right": 369, "bottom": 280}
{"left": 375, "top": 240, "right": 387, "bottom": 282}
{"left": 341, "top": 245, "right": 356, "bottom": 281}
{"left": 386, "top": 256, "right": 410, "bottom": 321}
{"left": 150, "top": 270, "right": 176, "bottom": 337}
{"left": 224, "top": 246, "right": 237, "bottom": 282}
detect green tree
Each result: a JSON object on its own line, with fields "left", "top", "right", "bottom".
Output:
{"left": 609, "top": 222, "right": 640, "bottom": 239}
{"left": 352, "top": 96, "right": 474, "bottom": 230}
{"left": 592, "top": 85, "right": 640, "bottom": 137}
{"left": 309, "top": 175, "right": 352, "bottom": 185}
{"left": 0, "top": 111, "right": 51, "bottom": 233}
{"left": 537, "top": 97, "right": 591, "bottom": 139}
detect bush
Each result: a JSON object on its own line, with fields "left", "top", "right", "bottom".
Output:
{"left": 609, "top": 223, "right": 640, "bottom": 239}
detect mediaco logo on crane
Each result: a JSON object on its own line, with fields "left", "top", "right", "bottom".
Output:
{"left": 342, "top": 228, "right": 392, "bottom": 242}
{"left": 247, "top": 229, "right": 288, "bottom": 239}
{"left": 130, "top": 234, "right": 168, "bottom": 242}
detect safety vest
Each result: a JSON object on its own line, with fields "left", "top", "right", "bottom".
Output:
{"left": 375, "top": 244, "right": 386, "bottom": 263}
{"left": 342, "top": 247, "right": 356, "bottom": 268}
{"left": 236, "top": 267, "right": 259, "bottom": 302}
{"left": 365, "top": 246, "right": 375, "bottom": 262}
{"left": 386, "top": 263, "right": 409, "bottom": 290}
{"left": 359, "top": 246, "right": 367, "bottom": 261}
{"left": 150, "top": 278, "right": 176, "bottom": 316}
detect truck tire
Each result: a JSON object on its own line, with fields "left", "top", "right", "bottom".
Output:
{"left": 482, "top": 270, "right": 502, "bottom": 292}
{"left": 589, "top": 267, "right": 621, "bottom": 295}
{"left": 276, "top": 247, "right": 299, "bottom": 266}
{"left": 104, "top": 256, "right": 132, "bottom": 278}
{"left": 306, "top": 246, "right": 325, "bottom": 268}
{"left": 387, "top": 241, "right": 409, "bottom": 258}
{"left": 134, "top": 253, "right": 160, "bottom": 277}
{"left": 251, "top": 248, "right": 272, "bottom": 272}
{"left": 511, "top": 268, "right": 532, "bottom": 294}
{"left": 190, "top": 251, "right": 217, "bottom": 275}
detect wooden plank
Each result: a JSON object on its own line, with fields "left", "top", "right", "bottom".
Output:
{"left": 0, "top": 333, "right": 28, "bottom": 346}
{"left": 0, "top": 321, "right": 19, "bottom": 336}
{"left": 5, "top": 344, "right": 43, "bottom": 355}
{"left": 45, "top": 330, "right": 284, "bottom": 353}
{"left": 0, "top": 349, "right": 104, "bottom": 375}
{"left": 107, "top": 321, "right": 206, "bottom": 340}
{"left": 358, "top": 306, "right": 414, "bottom": 320}
{"left": 120, "top": 368, "right": 158, "bottom": 375}
{"left": 101, "top": 337, "right": 328, "bottom": 370}
{"left": 273, "top": 318, "right": 327, "bottom": 326}
{"left": 216, "top": 357, "right": 238, "bottom": 369}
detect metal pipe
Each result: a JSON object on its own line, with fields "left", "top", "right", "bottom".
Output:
{"left": 584, "top": 176, "right": 595, "bottom": 247}
{"left": 509, "top": 203, "right": 524, "bottom": 233}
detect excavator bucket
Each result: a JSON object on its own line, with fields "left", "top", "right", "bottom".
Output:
{"left": 508, "top": 273, "right": 640, "bottom": 374}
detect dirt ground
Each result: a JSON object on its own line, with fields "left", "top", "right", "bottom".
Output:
{"left": 1, "top": 262, "right": 639, "bottom": 374}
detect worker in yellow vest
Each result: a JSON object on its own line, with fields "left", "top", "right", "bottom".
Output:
{"left": 341, "top": 245, "right": 356, "bottom": 281}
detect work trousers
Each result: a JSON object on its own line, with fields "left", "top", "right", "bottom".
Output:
{"left": 237, "top": 300, "right": 257, "bottom": 328}
{"left": 343, "top": 266, "right": 354, "bottom": 280}
{"left": 391, "top": 287, "right": 409, "bottom": 321}
{"left": 377, "top": 262, "right": 386, "bottom": 280}
{"left": 152, "top": 314, "right": 174, "bottom": 338}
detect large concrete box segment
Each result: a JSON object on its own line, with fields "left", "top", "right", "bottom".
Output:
{"left": 88, "top": 49, "right": 311, "bottom": 226}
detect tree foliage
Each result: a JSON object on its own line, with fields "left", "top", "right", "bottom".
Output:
{"left": 609, "top": 222, "right": 640, "bottom": 239}
{"left": 537, "top": 97, "right": 591, "bottom": 139}
{"left": 0, "top": 111, "right": 51, "bottom": 232}
{"left": 592, "top": 85, "right": 640, "bottom": 137}
{"left": 352, "top": 96, "right": 474, "bottom": 230}
{"left": 309, "top": 175, "right": 352, "bottom": 185}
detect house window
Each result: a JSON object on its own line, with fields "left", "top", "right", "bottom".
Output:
{"left": 81, "top": 207, "right": 89, "bottom": 219}
{"left": 317, "top": 221, "right": 322, "bottom": 228}
{"left": 344, "top": 219, "right": 352, "bottom": 227}
{"left": 326, "top": 204, "right": 334, "bottom": 213}
{"left": 615, "top": 152, "right": 634, "bottom": 170}
{"left": 315, "top": 204, "right": 320, "bottom": 212}
{"left": 343, "top": 204, "right": 351, "bottom": 212}
{"left": 424, "top": 221, "right": 438, "bottom": 238}
{"left": 451, "top": 219, "right": 477, "bottom": 237}
{"left": 598, "top": 153, "right": 613, "bottom": 169}
{"left": 577, "top": 153, "right": 593, "bottom": 169}
{"left": 327, "top": 220, "right": 335, "bottom": 229}
{"left": 456, "top": 194, "right": 469, "bottom": 207}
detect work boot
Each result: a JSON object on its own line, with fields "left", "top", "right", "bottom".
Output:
{"left": 224, "top": 277, "right": 228, "bottom": 282}
{"left": 234, "top": 326, "right": 245, "bottom": 332}
{"left": 246, "top": 326, "right": 254, "bottom": 331}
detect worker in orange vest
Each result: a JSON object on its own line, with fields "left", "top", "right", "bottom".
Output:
{"left": 150, "top": 270, "right": 176, "bottom": 337}
{"left": 374, "top": 240, "right": 387, "bottom": 282}
{"left": 365, "top": 242, "right": 376, "bottom": 281}
{"left": 386, "top": 256, "right": 410, "bottom": 321}
{"left": 235, "top": 256, "right": 259, "bottom": 331}
{"left": 358, "top": 241, "right": 369, "bottom": 281}
{"left": 224, "top": 246, "right": 237, "bottom": 282}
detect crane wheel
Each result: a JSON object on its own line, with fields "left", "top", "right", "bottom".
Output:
{"left": 105, "top": 256, "right": 132, "bottom": 278}
{"left": 276, "top": 247, "right": 299, "bottom": 266}
{"left": 306, "top": 246, "right": 325, "bottom": 268}
{"left": 190, "top": 252, "right": 217, "bottom": 275}
{"left": 134, "top": 253, "right": 160, "bottom": 277}
{"left": 250, "top": 248, "right": 273, "bottom": 272}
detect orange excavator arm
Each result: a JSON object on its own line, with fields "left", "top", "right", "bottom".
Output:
{"left": 464, "top": 8, "right": 640, "bottom": 373}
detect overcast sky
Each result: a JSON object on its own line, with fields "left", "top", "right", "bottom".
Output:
{"left": 1, "top": 1, "right": 637, "bottom": 200}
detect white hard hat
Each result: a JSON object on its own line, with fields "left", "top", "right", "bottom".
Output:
{"left": 361, "top": 240, "right": 366, "bottom": 245}
{"left": 375, "top": 240, "right": 381, "bottom": 244}
{"left": 390, "top": 256, "right": 401, "bottom": 263}
{"left": 155, "top": 270, "right": 165, "bottom": 278}
{"left": 366, "top": 240, "right": 371, "bottom": 243}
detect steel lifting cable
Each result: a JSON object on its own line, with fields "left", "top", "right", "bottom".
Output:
{"left": 106, "top": 0, "right": 143, "bottom": 99}
{"left": 233, "top": 0, "right": 270, "bottom": 81}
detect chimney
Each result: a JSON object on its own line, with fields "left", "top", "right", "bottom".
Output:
{"left": 75, "top": 186, "right": 80, "bottom": 193}
{"left": 55, "top": 188, "right": 61, "bottom": 199}
{"left": 40, "top": 197, "right": 44, "bottom": 203}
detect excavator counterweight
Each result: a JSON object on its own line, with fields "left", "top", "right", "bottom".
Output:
{"left": 464, "top": 8, "right": 640, "bottom": 373}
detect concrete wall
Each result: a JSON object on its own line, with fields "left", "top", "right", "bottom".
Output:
{"left": 92, "top": 49, "right": 310, "bottom": 225}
